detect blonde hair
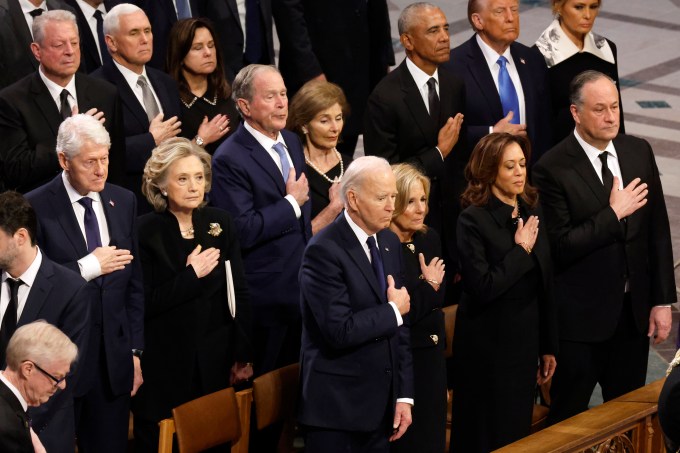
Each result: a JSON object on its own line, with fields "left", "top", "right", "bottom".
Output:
{"left": 142, "top": 138, "right": 212, "bottom": 212}
{"left": 391, "top": 163, "right": 430, "bottom": 233}
{"left": 5, "top": 321, "right": 78, "bottom": 371}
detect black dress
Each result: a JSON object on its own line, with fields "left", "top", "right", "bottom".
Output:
{"left": 180, "top": 93, "right": 240, "bottom": 155}
{"left": 307, "top": 152, "right": 352, "bottom": 219}
{"left": 391, "top": 229, "right": 447, "bottom": 453}
{"left": 449, "top": 197, "right": 557, "bottom": 453}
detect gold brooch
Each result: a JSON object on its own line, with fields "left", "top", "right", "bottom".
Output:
{"left": 208, "top": 223, "right": 222, "bottom": 237}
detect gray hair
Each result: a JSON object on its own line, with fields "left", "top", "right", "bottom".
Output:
{"left": 398, "top": 2, "right": 438, "bottom": 35}
{"left": 32, "top": 9, "right": 78, "bottom": 45}
{"left": 231, "top": 64, "right": 281, "bottom": 116}
{"left": 103, "top": 3, "right": 144, "bottom": 36}
{"left": 5, "top": 321, "right": 78, "bottom": 371}
{"left": 56, "top": 114, "right": 111, "bottom": 159}
{"left": 142, "top": 137, "right": 213, "bottom": 212}
{"left": 569, "top": 70, "right": 616, "bottom": 108}
{"left": 340, "top": 156, "right": 392, "bottom": 205}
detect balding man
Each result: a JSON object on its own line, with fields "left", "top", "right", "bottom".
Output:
{"left": 442, "top": 0, "right": 552, "bottom": 163}
{"left": 298, "top": 156, "right": 413, "bottom": 452}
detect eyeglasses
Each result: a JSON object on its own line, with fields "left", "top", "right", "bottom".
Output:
{"left": 25, "top": 361, "right": 69, "bottom": 387}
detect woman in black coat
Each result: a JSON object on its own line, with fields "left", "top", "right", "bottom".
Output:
{"left": 450, "top": 133, "right": 557, "bottom": 453}
{"left": 389, "top": 163, "right": 447, "bottom": 453}
{"left": 131, "top": 138, "right": 252, "bottom": 452}
{"left": 534, "top": 0, "right": 624, "bottom": 143}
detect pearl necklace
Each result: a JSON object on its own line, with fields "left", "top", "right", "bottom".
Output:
{"left": 304, "top": 148, "right": 344, "bottom": 183}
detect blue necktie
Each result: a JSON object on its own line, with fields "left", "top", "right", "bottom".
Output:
{"left": 366, "top": 237, "right": 387, "bottom": 296}
{"left": 273, "top": 143, "right": 290, "bottom": 183}
{"left": 78, "top": 197, "right": 102, "bottom": 253}
{"left": 244, "top": 0, "right": 263, "bottom": 63}
{"left": 175, "top": 0, "right": 191, "bottom": 19}
{"left": 497, "top": 56, "right": 520, "bottom": 124}
{"left": 94, "top": 10, "right": 113, "bottom": 66}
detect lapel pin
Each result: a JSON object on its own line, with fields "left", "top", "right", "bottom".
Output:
{"left": 520, "top": 58, "right": 526, "bottom": 64}
{"left": 384, "top": 247, "right": 389, "bottom": 252}
{"left": 109, "top": 199, "right": 115, "bottom": 207}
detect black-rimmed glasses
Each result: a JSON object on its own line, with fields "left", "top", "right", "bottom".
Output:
{"left": 25, "top": 361, "right": 69, "bottom": 387}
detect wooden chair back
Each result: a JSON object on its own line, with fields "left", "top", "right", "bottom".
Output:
{"left": 443, "top": 304, "right": 458, "bottom": 358}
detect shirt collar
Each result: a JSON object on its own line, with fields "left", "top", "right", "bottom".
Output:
{"left": 534, "top": 19, "right": 615, "bottom": 68}
{"left": 113, "top": 59, "right": 150, "bottom": 88}
{"left": 2, "top": 248, "right": 42, "bottom": 290}
{"left": 38, "top": 66, "right": 77, "bottom": 102}
{"left": 574, "top": 129, "right": 617, "bottom": 165}
{"left": 405, "top": 56, "right": 439, "bottom": 90}
{"left": 0, "top": 372, "right": 28, "bottom": 412}
{"left": 243, "top": 121, "right": 287, "bottom": 152}
{"left": 476, "top": 33, "right": 514, "bottom": 71}
{"left": 74, "top": 0, "right": 107, "bottom": 18}
{"left": 19, "top": 0, "right": 46, "bottom": 15}
{"left": 343, "top": 210, "right": 378, "bottom": 249}
{"left": 61, "top": 171, "right": 102, "bottom": 205}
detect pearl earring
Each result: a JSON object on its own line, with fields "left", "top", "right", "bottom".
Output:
{"left": 162, "top": 191, "right": 167, "bottom": 196}
{"left": 302, "top": 127, "right": 308, "bottom": 134}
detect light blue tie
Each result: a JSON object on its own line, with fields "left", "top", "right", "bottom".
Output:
{"left": 273, "top": 142, "right": 290, "bottom": 183}
{"left": 497, "top": 56, "right": 520, "bottom": 124}
{"left": 175, "top": 0, "right": 191, "bottom": 19}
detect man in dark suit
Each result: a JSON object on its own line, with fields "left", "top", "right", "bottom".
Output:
{"left": 0, "top": 191, "right": 92, "bottom": 453}
{"left": 442, "top": 0, "right": 552, "bottom": 163}
{"left": 91, "top": 3, "right": 181, "bottom": 209}
{"left": 298, "top": 156, "right": 413, "bottom": 452}
{"left": 211, "top": 64, "right": 311, "bottom": 377}
{"left": 0, "top": 9, "right": 124, "bottom": 194}
{"left": 364, "top": 2, "right": 464, "bottom": 295}
{"left": 26, "top": 114, "right": 144, "bottom": 453}
{"left": 63, "top": 0, "right": 121, "bottom": 73}
{"left": 278, "top": 0, "right": 394, "bottom": 156}
{"left": 533, "top": 70, "right": 676, "bottom": 424}
{"left": 0, "top": 321, "right": 78, "bottom": 453}
{"left": 0, "top": 0, "right": 75, "bottom": 89}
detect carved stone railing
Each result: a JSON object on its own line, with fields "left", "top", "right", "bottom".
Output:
{"left": 495, "top": 379, "right": 667, "bottom": 453}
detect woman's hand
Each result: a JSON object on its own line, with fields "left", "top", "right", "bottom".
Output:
{"left": 196, "top": 114, "right": 230, "bottom": 145}
{"left": 537, "top": 354, "right": 556, "bottom": 385}
{"left": 419, "top": 253, "right": 445, "bottom": 291}
{"left": 328, "top": 180, "right": 343, "bottom": 212}
{"left": 186, "top": 244, "right": 220, "bottom": 278}
{"left": 514, "top": 215, "right": 539, "bottom": 253}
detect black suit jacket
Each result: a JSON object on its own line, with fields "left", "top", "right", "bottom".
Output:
{"left": 91, "top": 62, "right": 181, "bottom": 204}
{"left": 0, "top": 379, "right": 32, "bottom": 453}
{"left": 298, "top": 214, "right": 413, "bottom": 431}
{"left": 364, "top": 60, "right": 466, "bottom": 269}
{"left": 0, "top": 72, "right": 125, "bottom": 193}
{"left": 133, "top": 207, "right": 252, "bottom": 422}
{"left": 443, "top": 35, "right": 553, "bottom": 163}
{"left": 9, "top": 254, "right": 93, "bottom": 453}
{"left": 26, "top": 177, "right": 144, "bottom": 397}
{"left": 0, "top": 0, "right": 75, "bottom": 89}
{"left": 533, "top": 133, "right": 676, "bottom": 342}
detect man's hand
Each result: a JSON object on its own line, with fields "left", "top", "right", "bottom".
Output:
{"left": 437, "top": 113, "right": 464, "bottom": 157}
{"left": 72, "top": 105, "right": 106, "bottom": 124}
{"left": 610, "top": 176, "right": 648, "bottom": 220}
{"left": 149, "top": 113, "right": 181, "bottom": 145}
{"left": 492, "top": 111, "right": 527, "bottom": 136}
{"left": 131, "top": 355, "right": 143, "bottom": 396}
{"left": 230, "top": 362, "right": 254, "bottom": 386}
{"left": 537, "top": 354, "right": 556, "bottom": 385}
{"left": 389, "top": 402, "right": 412, "bottom": 442}
{"left": 31, "top": 428, "right": 47, "bottom": 453}
{"left": 92, "top": 246, "right": 133, "bottom": 275}
{"left": 286, "top": 168, "right": 309, "bottom": 206}
{"left": 186, "top": 245, "right": 220, "bottom": 278}
{"left": 387, "top": 275, "right": 410, "bottom": 315}
{"left": 648, "top": 305, "right": 672, "bottom": 344}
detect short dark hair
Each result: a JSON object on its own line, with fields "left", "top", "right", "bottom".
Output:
{"left": 569, "top": 70, "right": 615, "bottom": 108}
{"left": 0, "top": 191, "right": 37, "bottom": 246}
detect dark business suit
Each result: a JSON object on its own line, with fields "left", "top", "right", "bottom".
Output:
{"left": 0, "top": 379, "right": 32, "bottom": 453}
{"left": 364, "top": 60, "right": 466, "bottom": 274}
{"left": 0, "top": 72, "right": 125, "bottom": 193}
{"left": 0, "top": 0, "right": 75, "bottom": 89}
{"left": 443, "top": 35, "right": 553, "bottom": 163}
{"left": 533, "top": 133, "right": 676, "bottom": 423}
{"left": 298, "top": 214, "right": 413, "bottom": 451}
{"left": 211, "top": 126, "right": 311, "bottom": 375}
{"left": 26, "top": 176, "right": 144, "bottom": 453}
{"left": 91, "top": 62, "right": 181, "bottom": 208}
{"left": 63, "top": 0, "right": 121, "bottom": 73}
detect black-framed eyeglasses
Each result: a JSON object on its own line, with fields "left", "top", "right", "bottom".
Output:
{"left": 25, "top": 361, "right": 68, "bottom": 387}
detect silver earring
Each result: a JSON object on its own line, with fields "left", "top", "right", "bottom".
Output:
{"left": 162, "top": 191, "right": 168, "bottom": 196}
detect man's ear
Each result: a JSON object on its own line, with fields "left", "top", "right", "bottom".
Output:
{"left": 400, "top": 33, "right": 413, "bottom": 52}
{"left": 30, "top": 42, "right": 41, "bottom": 63}
{"left": 570, "top": 104, "right": 580, "bottom": 125}
{"left": 57, "top": 151, "right": 69, "bottom": 171}
{"left": 237, "top": 98, "right": 250, "bottom": 118}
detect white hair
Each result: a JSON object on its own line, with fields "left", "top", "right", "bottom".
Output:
{"left": 5, "top": 320, "right": 78, "bottom": 371}
{"left": 56, "top": 114, "right": 111, "bottom": 159}
{"left": 103, "top": 3, "right": 144, "bottom": 36}
{"left": 32, "top": 9, "right": 78, "bottom": 45}
{"left": 340, "top": 156, "right": 392, "bottom": 205}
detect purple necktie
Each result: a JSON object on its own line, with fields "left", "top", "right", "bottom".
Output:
{"left": 78, "top": 197, "right": 102, "bottom": 253}
{"left": 367, "top": 236, "right": 386, "bottom": 296}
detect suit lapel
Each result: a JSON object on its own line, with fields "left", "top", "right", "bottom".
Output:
{"left": 99, "top": 185, "right": 119, "bottom": 245}
{"left": 29, "top": 74, "right": 62, "bottom": 136}
{"left": 566, "top": 135, "right": 610, "bottom": 206}
{"left": 8, "top": 0, "right": 36, "bottom": 70}
{"left": 17, "top": 258, "right": 52, "bottom": 326}
{"left": 337, "top": 216, "right": 385, "bottom": 302}
{"left": 106, "top": 63, "right": 149, "bottom": 127}
{"left": 466, "top": 36, "right": 504, "bottom": 120}
{"left": 397, "top": 63, "right": 437, "bottom": 146}
{"left": 49, "top": 177, "right": 89, "bottom": 256}
{"left": 238, "top": 127, "right": 286, "bottom": 193}
{"left": 510, "top": 43, "right": 532, "bottom": 125}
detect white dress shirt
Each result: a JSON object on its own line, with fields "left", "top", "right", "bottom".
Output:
{"left": 243, "top": 121, "right": 301, "bottom": 218}
{"left": 573, "top": 129, "right": 623, "bottom": 189}
{"left": 113, "top": 60, "right": 164, "bottom": 117}
{"left": 1, "top": 248, "right": 42, "bottom": 325}
{"left": 74, "top": 0, "right": 107, "bottom": 62}
{"left": 62, "top": 172, "right": 111, "bottom": 281}
{"left": 18, "top": 0, "right": 46, "bottom": 39}
{"left": 476, "top": 34, "right": 526, "bottom": 126}
{"left": 39, "top": 67, "right": 77, "bottom": 113}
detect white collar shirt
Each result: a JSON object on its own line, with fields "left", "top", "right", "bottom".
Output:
{"left": 574, "top": 129, "right": 623, "bottom": 189}
{"left": 405, "top": 56, "right": 439, "bottom": 115}
{"left": 19, "top": 0, "right": 46, "bottom": 39}
{"left": 1, "top": 248, "right": 42, "bottom": 325}
{"left": 74, "top": 0, "right": 107, "bottom": 62}
{"left": 113, "top": 60, "right": 164, "bottom": 116}
{"left": 39, "top": 67, "right": 77, "bottom": 114}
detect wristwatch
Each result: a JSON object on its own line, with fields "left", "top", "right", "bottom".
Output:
{"left": 194, "top": 135, "right": 204, "bottom": 147}
{"left": 132, "top": 349, "right": 144, "bottom": 358}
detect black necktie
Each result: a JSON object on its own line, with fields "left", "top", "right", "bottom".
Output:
{"left": 427, "top": 77, "right": 440, "bottom": 121}
{"left": 29, "top": 8, "right": 43, "bottom": 18}
{"left": 366, "top": 237, "right": 386, "bottom": 296}
{"left": 93, "top": 10, "right": 113, "bottom": 66}
{"left": 60, "top": 89, "right": 71, "bottom": 120}
{"left": 598, "top": 151, "right": 614, "bottom": 192}
{"left": 244, "top": 0, "right": 263, "bottom": 64}
{"left": 78, "top": 197, "right": 102, "bottom": 253}
{"left": 1, "top": 278, "right": 24, "bottom": 365}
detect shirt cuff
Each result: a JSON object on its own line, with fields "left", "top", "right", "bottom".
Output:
{"left": 396, "top": 398, "right": 414, "bottom": 406}
{"left": 655, "top": 305, "right": 673, "bottom": 308}
{"left": 489, "top": 126, "right": 494, "bottom": 134}
{"left": 285, "top": 194, "right": 302, "bottom": 219}
{"left": 388, "top": 301, "right": 403, "bottom": 326}
{"left": 78, "top": 253, "right": 102, "bottom": 281}
{"left": 435, "top": 146, "right": 444, "bottom": 161}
